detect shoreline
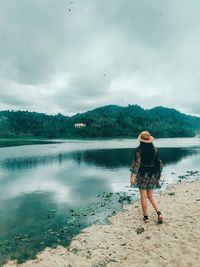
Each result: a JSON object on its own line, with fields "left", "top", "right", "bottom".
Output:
{"left": 1, "top": 137, "right": 200, "bottom": 150}
{"left": 5, "top": 179, "right": 200, "bottom": 267}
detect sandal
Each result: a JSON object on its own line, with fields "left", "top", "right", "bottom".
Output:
{"left": 143, "top": 215, "right": 149, "bottom": 223}
{"left": 157, "top": 211, "right": 163, "bottom": 224}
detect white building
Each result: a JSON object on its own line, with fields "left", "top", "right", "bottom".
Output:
{"left": 74, "top": 123, "right": 86, "bottom": 128}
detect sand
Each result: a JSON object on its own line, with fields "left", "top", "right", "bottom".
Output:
{"left": 4, "top": 180, "right": 200, "bottom": 267}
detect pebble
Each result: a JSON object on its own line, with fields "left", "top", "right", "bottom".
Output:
{"left": 168, "top": 192, "right": 176, "bottom": 196}
{"left": 136, "top": 227, "right": 145, "bottom": 234}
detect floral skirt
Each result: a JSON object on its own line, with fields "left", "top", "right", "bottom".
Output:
{"left": 131, "top": 162, "right": 161, "bottom": 190}
{"left": 135, "top": 166, "right": 160, "bottom": 190}
{"left": 130, "top": 163, "right": 161, "bottom": 190}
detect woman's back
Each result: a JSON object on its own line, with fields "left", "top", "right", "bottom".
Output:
{"left": 130, "top": 131, "right": 164, "bottom": 223}
{"left": 135, "top": 143, "right": 159, "bottom": 167}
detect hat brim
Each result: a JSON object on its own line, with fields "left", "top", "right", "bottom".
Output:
{"left": 138, "top": 135, "right": 154, "bottom": 143}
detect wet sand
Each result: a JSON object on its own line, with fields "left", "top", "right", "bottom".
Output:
{"left": 5, "top": 180, "right": 200, "bottom": 267}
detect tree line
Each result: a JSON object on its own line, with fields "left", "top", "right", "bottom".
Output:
{"left": 0, "top": 105, "right": 200, "bottom": 139}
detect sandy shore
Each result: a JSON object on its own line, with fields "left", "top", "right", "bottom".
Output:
{"left": 5, "top": 180, "right": 200, "bottom": 267}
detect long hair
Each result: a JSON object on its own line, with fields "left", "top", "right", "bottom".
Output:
{"left": 138, "top": 142, "right": 157, "bottom": 164}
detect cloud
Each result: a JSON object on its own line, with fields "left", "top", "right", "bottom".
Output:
{"left": 0, "top": 0, "right": 200, "bottom": 115}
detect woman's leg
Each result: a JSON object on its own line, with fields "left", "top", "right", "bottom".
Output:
{"left": 146, "top": 189, "right": 159, "bottom": 212}
{"left": 139, "top": 190, "right": 148, "bottom": 216}
{"left": 147, "top": 189, "right": 163, "bottom": 222}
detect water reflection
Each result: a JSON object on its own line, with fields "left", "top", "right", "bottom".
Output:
{"left": 69, "top": 147, "right": 200, "bottom": 168}
{"left": 0, "top": 142, "right": 200, "bottom": 264}
{"left": 1, "top": 147, "right": 199, "bottom": 172}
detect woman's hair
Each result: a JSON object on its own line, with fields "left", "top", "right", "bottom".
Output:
{"left": 138, "top": 142, "right": 157, "bottom": 164}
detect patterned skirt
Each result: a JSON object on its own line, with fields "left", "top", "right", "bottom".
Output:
{"left": 136, "top": 166, "right": 160, "bottom": 190}
{"left": 130, "top": 163, "right": 161, "bottom": 190}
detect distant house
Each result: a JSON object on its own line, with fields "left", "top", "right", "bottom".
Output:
{"left": 74, "top": 123, "right": 86, "bottom": 128}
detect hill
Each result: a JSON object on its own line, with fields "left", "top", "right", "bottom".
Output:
{"left": 0, "top": 105, "right": 200, "bottom": 138}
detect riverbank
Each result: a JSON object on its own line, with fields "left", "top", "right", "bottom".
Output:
{"left": 1, "top": 137, "right": 200, "bottom": 150}
{"left": 5, "top": 179, "right": 200, "bottom": 267}
{"left": 0, "top": 138, "right": 64, "bottom": 148}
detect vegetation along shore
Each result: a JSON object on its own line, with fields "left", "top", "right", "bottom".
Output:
{"left": 1, "top": 105, "right": 200, "bottom": 139}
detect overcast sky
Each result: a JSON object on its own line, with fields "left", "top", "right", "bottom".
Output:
{"left": 0, "top": 0, "right": 200, "bottom": 116}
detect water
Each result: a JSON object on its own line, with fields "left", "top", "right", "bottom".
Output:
{"left": 0, "top": 138, "right": 200, "bottom": 264}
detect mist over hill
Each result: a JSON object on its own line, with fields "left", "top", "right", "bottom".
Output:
{"left": 0, "top": 105, "right": 200, "bottom": 139}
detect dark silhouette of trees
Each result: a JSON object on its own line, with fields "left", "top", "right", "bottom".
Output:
{"left": 0, "top": 105, "right": 200, "bottom": 139}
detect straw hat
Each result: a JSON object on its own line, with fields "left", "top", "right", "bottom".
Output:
{"left": 138, "top": 131, "right": 154, "bottom": 143}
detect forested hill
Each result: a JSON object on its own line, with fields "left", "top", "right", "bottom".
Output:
{"left": 0, "top": 105, "right": 200, "bottom": 138}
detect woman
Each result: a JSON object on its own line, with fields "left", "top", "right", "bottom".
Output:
{"left": 130, "top": 131, "right": 163, "bottom": 223}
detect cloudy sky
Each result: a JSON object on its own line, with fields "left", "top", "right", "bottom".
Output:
{"left": 0, "top": 0, "right": 200, "bottom": 116}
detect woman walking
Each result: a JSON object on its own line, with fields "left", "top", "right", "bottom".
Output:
{"left": 130, "top": 131, "right": 163, "bottom": 223}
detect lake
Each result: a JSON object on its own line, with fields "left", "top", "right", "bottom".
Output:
{"left": 0, "top": 138, "right": 200, "bottom": 264}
